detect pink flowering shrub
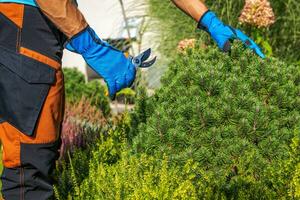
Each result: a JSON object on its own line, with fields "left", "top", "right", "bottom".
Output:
{"left": 177, "top": 38, "right": 196, "bottom": 53}
{"left": 239, "top": 0, "right": 276, "bottom": 28}
{"left": 60, "top": 98, "right": 108, "bottom": 159}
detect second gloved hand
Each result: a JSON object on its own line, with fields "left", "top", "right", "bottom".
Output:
{"left": 66, "top": 27, "right": 136, "bottom": 99}
{"left": 198, "top": 11, "right": 265, "bottom": 59}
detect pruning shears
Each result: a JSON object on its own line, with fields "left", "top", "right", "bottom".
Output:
{"left": 130, "top": 48, "right": 157, "bottom": 68}
{"left": 107, "top": 48, "right": 156, "bottom": 99}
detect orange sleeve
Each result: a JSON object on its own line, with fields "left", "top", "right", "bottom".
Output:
{"left": 35, "top": 0, "right": 88, "bottom": 39}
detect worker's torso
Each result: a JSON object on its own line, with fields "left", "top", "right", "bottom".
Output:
{"left": 0, "top": 0, "right": 36, "bottom": 7}
{"left": 0, "top": 3, "right": 66, "bottom": 135}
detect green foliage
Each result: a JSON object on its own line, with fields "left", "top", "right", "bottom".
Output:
{"left": 116, "top": 88, "right": 136, "bottom": 104}
{"left": 128, "top": 86, "right": 153, "bottom": 140}
{"left": 55, "top": 148, "right": 91, "bottom": 200}
{"left": 59, "top": 132, "right": 300, "bottom": 200}
{"left": 57, "top": 45, "right": 300, "bottom": 199}
{"left": 55, "top": 113, "right": 132, "bottom": 200}
{"left": 148, "top": 0, "right": 300, "bottom": 62}
{"left": 63, "top": 68, "right": 110, "bottom": 116}
{"left": 55, "top": 99, "right": 111, "bottom": 199}
{"left": 72, "top": 153, "right": 202, "bottom": 200}
{"left": 285, "top": 133, "right": 300, "bottom": 198}
{"left": 266, "top": 131, "right": 300, "bottom": 198}
{"left": 91, "top": 113, "right": 131, "bottom": 165}
{"left": 132, "top": 43, "right": 300, "bottom": 198}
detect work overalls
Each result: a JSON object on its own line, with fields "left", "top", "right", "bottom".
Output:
{"left": 0, "top": 2, "right": 66, "bottom": 199}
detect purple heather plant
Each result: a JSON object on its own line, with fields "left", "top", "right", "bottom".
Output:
{"left": 60, "top": 97, "right": 108, "bottom": 159}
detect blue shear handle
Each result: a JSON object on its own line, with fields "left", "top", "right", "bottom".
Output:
{"left": 67, "top": 27, "right": 136, "bottom": 99}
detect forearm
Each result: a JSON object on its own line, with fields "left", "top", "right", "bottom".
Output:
{"left": 171, "top": 0, "right": 208, "bottom": 21}
{"left": 35, "top": 0, "right": 88, "bottom": 38}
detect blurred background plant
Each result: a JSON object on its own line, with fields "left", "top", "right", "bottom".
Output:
{"left": 64, "top": 68, "right": 111, "bottom": 116}
{"left": 147, "top": 0, "right": 300, "bottom": 63}
{"left": 60, "top": 98, "right": 108, "bottom": 159}
{"left": 239, "top": 0, "right": 276, "bottom": 28}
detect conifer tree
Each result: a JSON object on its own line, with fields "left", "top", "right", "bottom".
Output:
{"left": 133, "top": 43, "right": 300, "bottom": 198}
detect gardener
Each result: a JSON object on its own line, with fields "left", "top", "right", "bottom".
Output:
{"left": 0, "top": 0, "right": 264, "bottom": 200}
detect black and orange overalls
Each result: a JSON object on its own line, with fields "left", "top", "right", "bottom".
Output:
{"left": 0, "top": 0, "right": 88, "bottom": 199}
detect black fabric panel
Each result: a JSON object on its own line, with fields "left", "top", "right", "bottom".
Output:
{"left": 0, "top": 46, "right": 56, "bottom": 84}
{"left": 20, "top": 139, "right": 61, "bottom": 179}
{"left": 0, "top": 64, "right": 50, "bottom": 136}
{"left": 21, "top": 5, "right": 66, "bottom": 63}
{"left": 0, "top": 47, "right": 55, "bottom": 136}
{"left": 0, "top": 46, "right": 56, "bottom": 135}
{"left": 1, "top": 140, "right": 60, "bottom": 200}
{"left": 1, "top": 167, "right": 21, "bottom": 200}
{"left": 0, "top": 12, "right": 18, "bottom": 52}
{"left": 1, "top": 166, "right": 57, "bottom": 200}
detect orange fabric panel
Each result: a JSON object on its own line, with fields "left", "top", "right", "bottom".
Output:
{"left": 21, "top": 69, "right": 65, "bottom": 144}
{"left": 35, "top": 0, "right": 88, "bottom": 38}
{"left": 0, "top": 69, "right": 65, "bottom": 168}
{"left": 0, "top": 123, "right": 21, "bottom": 167}
{"left": 0, "top": 3, "right": 24, "bottom": 28}
{"left": 20, "top": 47, "right": 61, "bottom": 70}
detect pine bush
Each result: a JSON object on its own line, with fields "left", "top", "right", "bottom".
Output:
{"left": 132, "top": 43, "right": 300, "bottom": 198}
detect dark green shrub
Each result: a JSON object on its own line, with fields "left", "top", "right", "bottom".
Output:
{"left": 128, "top": 86, "right": 152, "bottom": 140}
{"left": 64, "top": 67, "right": 86, "bottom": 102}
{"left": 132, "top": 43, "right": 300, "bottom": 198}
{"left": 63, "top": 68, "right": 110, "bottom": 116}
{"left": 148, "top": 0, "right": 300, "bottom": 62}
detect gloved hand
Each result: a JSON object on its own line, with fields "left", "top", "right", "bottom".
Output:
{"left": 198, "top": 11, "right": 265, "bottom": 59}
{"left": 66, "top": 27, "right": 155, "bottom": 99}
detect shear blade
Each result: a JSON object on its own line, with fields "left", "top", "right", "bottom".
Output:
{"left": 140, "top": 56, "right": 157, "bottom": 68}
{"left": 140, "top": 48, "right": 152, "bottom": 62}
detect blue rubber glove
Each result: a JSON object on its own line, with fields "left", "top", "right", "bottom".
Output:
{"left": 198, "top": 11, "right": 265, "bottom": 59}
{"left": 66, "top": 27, "right": 136, "bottom": 99}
